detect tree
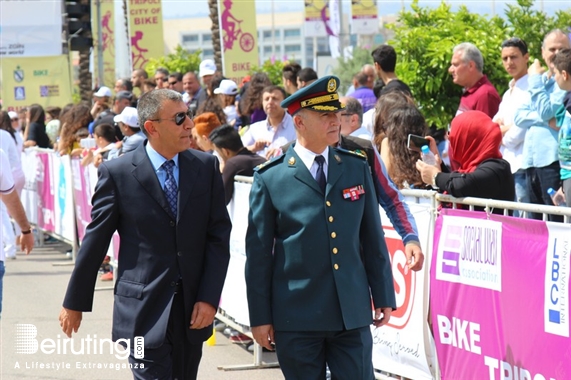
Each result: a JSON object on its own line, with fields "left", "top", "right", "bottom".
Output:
{"left": 249, "top": 59, "right": 286, "bottom": 86}
{"left": 209, "top": 0, "right": 222, "bottom": 72}
{"left": 387, "top": 0, "right": 571, "bottom": 129}
{"left": 144, "top": 45, "right": 202, "bottom": 77}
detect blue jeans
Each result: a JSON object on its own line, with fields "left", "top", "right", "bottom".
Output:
{"left": 526, "top": 162, "right": 563, "bottom": 222}
{"left": 0, "top": 260, "right": 5, "bottom": 316}
{"left": 513, "top": 169, "right": 529, "bottom": 218}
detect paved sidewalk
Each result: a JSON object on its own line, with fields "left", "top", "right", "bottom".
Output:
{"left": 1, "top": 242, "right": 283, "bottom": 379}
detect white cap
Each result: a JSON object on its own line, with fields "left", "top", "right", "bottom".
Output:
{"left": 8, "top": 111, "right": 18, "bottom": 120}
{"left": 199, "top": 59, "right": 216, "bottom": 78}
{"left": 93, "top": 86, "right": 112, "bottom": 98}
{"left": 213, "top": 79, "right": 238, "bottom": 95}
{"left": 113, "top": 107, "right": 139, "bottom": 128}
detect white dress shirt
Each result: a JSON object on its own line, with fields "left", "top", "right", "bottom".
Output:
{"left": 293, "top": 143, "right": 329, "bottom": 181}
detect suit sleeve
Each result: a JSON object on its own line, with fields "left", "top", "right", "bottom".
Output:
{"left": 245, "top": 172, "right": 276, "bottom": 326}
{"left": 63, "top": 163, "right": 120, "bottom": 311}
{"left": 196, "top": 157, "right": 232, "bottom": 308}
{"left": 359, "top": 160, "right": 397, "bottom": 310}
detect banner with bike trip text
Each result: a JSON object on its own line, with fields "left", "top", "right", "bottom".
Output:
{"left": 0, "top": 55, "right": 73, "bottom": 111}
{"left": 304, "top": 0, "right": 328, "bottom": 37}
{"left": 128, "top": 0, "right": 165, "bottom": 70}
{"left": 218, "top": 0, "right": 259, "bottom": 86}
{"left": 350, "top": 0, "right": 378, "bottom": 35}
{"left": 93, "top": 0, "right": 116, "bottom": 88}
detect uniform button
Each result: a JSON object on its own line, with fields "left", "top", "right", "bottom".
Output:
{"left": 334, "top": 264, "right": 339, "bottom": 270}
{"left": 169, "top": 221, "right": 175, "bottom": 227}
{"left": 170, "top": 281, "right": 176, "bottom": 287}
{"left": 326, "top": 201, "right": 331, "bottom": 207}
{"left": 332, "top": 248, "right": 338, "bottom": 254}
{"left": 328, "top": 216, "right": 334, "bottom": 222}
{"left": 177, "top": 251, "right": 182, "bottom": 257}
{"left": 331, "top": 232, "right": 336, "bottom": 238}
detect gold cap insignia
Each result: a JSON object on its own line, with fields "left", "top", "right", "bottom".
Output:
{"left": 327, "top": 78, "right": 336, "bottom": 93}
{"left": 288, "top": 157, "right": 296, "bottom": 165}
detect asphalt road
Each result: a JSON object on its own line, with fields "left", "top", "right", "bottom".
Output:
{"left": 1, "top": 241, "right": 284, "bottom": 380}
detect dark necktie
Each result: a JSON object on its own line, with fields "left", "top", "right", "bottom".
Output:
{"left": 314, "top": 155, "right": 326, "bottom": 194}
{"left": 162, "top": 160, "right": 177, "bottom": 218}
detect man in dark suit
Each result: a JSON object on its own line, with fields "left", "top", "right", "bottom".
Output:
{"left": 59, "top": 89, "right": 231, "bottom": 380}
{"left": 245, "top": 76, "right": 396, "bottom": 379}
{"left": 209, "top": 125, "right": 267, "bottom": 204}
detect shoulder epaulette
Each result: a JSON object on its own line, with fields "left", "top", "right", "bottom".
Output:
{"left": 335, "top": 147, "right": 367, "bottom": 160}
{"left": 254, "top": 153, "right": 285, "bottom": 172}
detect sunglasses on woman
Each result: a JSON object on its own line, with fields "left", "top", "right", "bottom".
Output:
{"left": 150, "top": 110, "right": 193, "bottom": 126}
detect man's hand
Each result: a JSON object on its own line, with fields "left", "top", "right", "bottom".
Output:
{"left": 248, "top": 140, "right": 270, "bottom": 153}
{"left": 404, "top": 242, "right": 424, "bottom": 272}
{"left": 189, "top": 301, "right": 216, "bottom": 329}
{"left": 528, "top": 59, "right": 546, "bottom": 76}
{"left": 20, "top": 233, "right": 34, "bottom": 255}
{"left": 59, "top": 308, "right": 82, "bottom": 338}
{"left": 416, "top": 159, "right": 441, "bottom": 185}
{"left": 251, "top": 324, "right": 275, "bottom": 350}
{"left": 372, "top": 307, "right": 392, "bottom": 327}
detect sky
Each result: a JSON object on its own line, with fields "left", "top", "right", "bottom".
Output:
{"left": 160, "top": 0, "right": 568, "bottom": 19}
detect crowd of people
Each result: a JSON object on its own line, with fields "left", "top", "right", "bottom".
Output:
{"left": 0, "top": 28, "right": 570, "bottom": 379}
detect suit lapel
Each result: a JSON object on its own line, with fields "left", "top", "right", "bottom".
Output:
{"left": 326, "top": 148, "right": 343, "bottom": 196}
{"left": 289, "top": 148, "right": 322, "bottom": 195}
{"left": 131, "top": 143, "right": 173, "bottom": 218}
{"left": 177, "top": 150, "right": 198, "bottom": 221}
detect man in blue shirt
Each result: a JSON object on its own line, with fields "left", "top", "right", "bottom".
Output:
{"left": 514, "top": 29, "right": 570, "bottom": 220}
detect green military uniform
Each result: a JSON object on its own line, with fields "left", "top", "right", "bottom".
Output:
{"left": 245, "top": 75, "right": 396, "bottom": 380}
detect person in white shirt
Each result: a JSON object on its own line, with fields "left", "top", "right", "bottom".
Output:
{"left": 493, "top": 37, "right": 530, "bottom": 216}
{"left": 241, "top": 86, "right": 296, "bottom": 159}
{"left": 8, "top": 111, "right": 24, "bottom": 153}
{"left": 213, "top": 79, "right": 239, "bottom": 127}
{"left": 339, "top": 97, "right": 372, "bottom": 140}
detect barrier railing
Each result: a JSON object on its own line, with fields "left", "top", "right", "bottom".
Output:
{"left": 21, "top": 152, "right": 571, "bottom": 379}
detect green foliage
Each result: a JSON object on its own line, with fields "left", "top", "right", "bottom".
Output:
{"left": 333, "top": 46, "right": 373, "bottom": 94}
{"left": 387, "top": 0, "right": 571, "bottom": 129}
{"left": 504, "top": 0, "right": 571, "bottom": 62}
{"left": 145, "top": 45, "right": 202, "bottom": 76}
{"left": 249, "top": 59, "right": 286, "bottom": 86}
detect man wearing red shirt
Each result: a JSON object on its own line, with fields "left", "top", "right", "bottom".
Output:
{"left": 449, "top": 42, "right": 501, "bottom": 118}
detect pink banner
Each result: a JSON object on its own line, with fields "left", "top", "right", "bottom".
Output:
{"left": 36, "top": 152, "right": 55, "bottom": 232}
{"left": 71, "top": 159, "right": 93, "bottom": 241}
{"left": 431, "top": 209, "right": 570, "bottom": 380}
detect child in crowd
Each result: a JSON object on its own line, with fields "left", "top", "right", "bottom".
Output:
{"left": 214, "top": 79, "right": 239, "bottom": 127}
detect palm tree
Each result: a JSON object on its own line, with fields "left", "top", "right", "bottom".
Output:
{"left": 208, "top": 0, "right": 222, "bottom": 71}
{"left": 77, "top": 0, "right": 93, "bottom": 103}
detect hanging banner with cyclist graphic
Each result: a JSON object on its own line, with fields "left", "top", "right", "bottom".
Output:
{"left": 218, "top": 0, "right": 259, "bottom": 87}
{"left": 93, "top": 0, "right": 116, "bottom": 88}
{"left": 128, "top": 0, "right": 165, "bottom": 70}
{"left": 304, "top": 0, "right": 328, "bottom": 38}
{"left": 350, "top": 0, "right": 378, "bottom": 35}
{"left": 0, "top": 55, "right": 72, "bottom": 109}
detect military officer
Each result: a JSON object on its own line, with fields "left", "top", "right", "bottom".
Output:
{"left": 245, "top": 75, "right": 396, "bottom": 380}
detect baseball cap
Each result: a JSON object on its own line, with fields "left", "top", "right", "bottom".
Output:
{"left": 199, "top": 59, "right": 216, "bottom": 78}
{"left": 8, "top": 111, "right": 18, "bottom": 120}
{"left": 116, "top": 91, "right": 133, "bottom": 101}
{"left": 113, "top": 106, "right": 139, "bottom": 128}
{"left": 213, "top": 79, "right": 238, "bottom": 95}
{"left": 93, "top": 86, "right": 112, "bottom": 98}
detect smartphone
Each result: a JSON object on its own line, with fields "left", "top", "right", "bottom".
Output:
{"left": 407, "top": 134, "right": 430, "bottom": 152}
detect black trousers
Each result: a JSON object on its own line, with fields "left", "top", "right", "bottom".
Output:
{"left": 129, "top": 285, "right": 203, "bottom": 380}
{"left": 274, "top": 326, "right": 375, "bottom": 380}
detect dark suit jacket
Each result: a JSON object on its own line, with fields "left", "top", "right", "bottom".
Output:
{"left": 222, "top": 148, "right": 267, "bottom": 204}
{"left": 63, "top": 143, "right": 231, "bottom": 348}
{"left": 245, "top": 147, "right": 396, "bottom": 332}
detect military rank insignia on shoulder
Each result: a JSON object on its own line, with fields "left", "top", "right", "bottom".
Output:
{"left": 254, "top": 154, "right": 285, "bottom": 172}
{"left": 335, "top": 147, "right": 367, "bottom": 160}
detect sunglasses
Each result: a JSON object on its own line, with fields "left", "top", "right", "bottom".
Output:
{"left": 11, "top": 118, "right": 19, "bottom": 121}
{"left": 168, "top": 81, "right": 178, "bottom": 86}
{"left": 150, "top": 110, "right": 193, "bottom": 126}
